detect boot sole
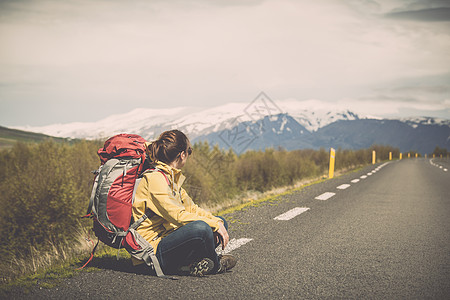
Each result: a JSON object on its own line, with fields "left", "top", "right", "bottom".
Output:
{"left": 190, "top": 258, "right": 214, "bottom": 276}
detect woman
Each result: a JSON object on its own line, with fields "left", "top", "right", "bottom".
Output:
{"left": 132, "top": 129, "right": 237, "bottom": 276}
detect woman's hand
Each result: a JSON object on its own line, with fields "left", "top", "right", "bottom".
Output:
{"left": 215, "top": 222, "right": 229, "bottom": 250}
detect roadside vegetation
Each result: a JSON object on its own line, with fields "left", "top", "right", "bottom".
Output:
{"left": 0, "top": 139, "right": 404, "bottom": 290}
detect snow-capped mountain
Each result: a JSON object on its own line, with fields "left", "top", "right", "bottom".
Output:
{"left": 14, "top": 100, "right": 361, "bottom": 140}
{"left": 16, "top": 106, "right": 191, "bottom": 140}
{"left": 12, "top": 99, "right": 450, "bottom": 154}
{"left": 400, "top": 116, "right": 450, "bottom": 128}
{"left": 275, "top": 100, "right": 360, "bottom": 132}
{"left": 194, "top": 113, "right": 450, "bottom": 154}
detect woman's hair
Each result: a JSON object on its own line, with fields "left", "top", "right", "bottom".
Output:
{"left": 146, "top": 129, "right": 190, "bottom": 164}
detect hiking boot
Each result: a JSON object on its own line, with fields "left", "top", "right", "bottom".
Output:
{"left": 217, "top": 254, "right": 237, "bottom": 273}
{"left": 189, "top": 258, "right": 214, "bottom": 277}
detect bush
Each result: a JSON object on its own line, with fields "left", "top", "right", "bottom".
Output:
{"left": 0, "top": 140, "right": 101, "bottom": 261}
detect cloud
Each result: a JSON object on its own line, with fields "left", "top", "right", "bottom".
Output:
{"left": 1, "top": 0, "right": 450, "bottom": 126}
{"left": 391, "top": 0, "right": 450, "bottom": 11}
{"left": 382, "top": 0, "right": 450, "bottom": 21}
{"left": 350, "top": 79, "right": 450, "bottom": 118}
{"left": 385, "top": 7, "right": 450, "bottom": 21}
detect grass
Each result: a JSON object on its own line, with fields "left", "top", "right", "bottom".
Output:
{"left": 214, "top": 164, "right": 366, "bottom": 216}
{"left": 0, "top": 246, "right": 130, "bottom": 298}
{"left": 216, "top": 175, "right": 327, "bottom": 216}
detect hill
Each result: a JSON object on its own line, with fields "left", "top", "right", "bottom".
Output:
{"left": 0, "top": 126, "right": 71, "bottom": 150}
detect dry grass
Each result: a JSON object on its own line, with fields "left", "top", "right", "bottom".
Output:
{"left": 0, "top": 221, "right": 94, "bottom": 284}
{"left": 206, "top": 165, "right": 364, "bottom": 215}
{"left": 204, "top": 173, "right": 327, "bottom": 215}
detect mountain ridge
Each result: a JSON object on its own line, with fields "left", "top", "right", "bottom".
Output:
{"left": 193, "top": 114, "right": 450, "bottom": 154}
{"left": 14, "top": 100, "right": 369, "bottom": 140}
{"left": 9, "top": 100, "right": 450, "bottom": 154}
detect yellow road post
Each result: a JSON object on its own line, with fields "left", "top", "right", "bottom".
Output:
{"left": 329, "top": 148, "right": 335, "bottom": 179}
{"left": 372, "top": 150, "right": 376, "bottom": 165}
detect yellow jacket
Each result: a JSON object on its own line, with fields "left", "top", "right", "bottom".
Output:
{"left": 132, "top": 161, "right": 222, "bottom": 261}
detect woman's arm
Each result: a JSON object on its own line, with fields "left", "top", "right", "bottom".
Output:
{"left": 180, "top": 188, "right": 229, "bottom": 249}
{"left": 180, "top": 188, "right": 217, "bottom": 218}
{"left": 215, "top": 221, "right": 229, "bottom": 250}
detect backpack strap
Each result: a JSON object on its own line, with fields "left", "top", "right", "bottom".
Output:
{"left": 132, "top": 167, "right": 170, "bottom": 205}
{"left": 131, "top": 177, "right": 143, "bottom": 205}
{"left": 153, "top": 168, "right": 170, "bottom": 186}
{"left": 126, "top": 169, "right": 175, "bottom": 279}
{"left": 143, "top": 167, "right": 170, "bottom": 183}
{"left": 83, "top": 165, "right": 103, "bottom": 218}
{"left": 127, "top": 228, "right": 177, "bottom": 280}
{"left": 76, "top": 238, "right": 99, "bottom": 270}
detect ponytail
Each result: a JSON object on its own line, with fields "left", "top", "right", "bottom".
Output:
{"left": 146, "top": 130, "right": 190, "bottom": 164}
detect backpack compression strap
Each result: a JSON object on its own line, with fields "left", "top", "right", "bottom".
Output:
{"left": 126, "top": 213, "right": 176, "bottom": 279}
{"left": 126, "top": 168, "right": 174, "bottom": 279}
{"left": 127, "top": 228, "right": 176, "bottom": 280}
{"left": 83, "top": 165, "right": 103, "bottom": 218}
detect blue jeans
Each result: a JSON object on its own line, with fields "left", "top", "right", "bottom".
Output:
{"left": 155, "top": 217, "right": 228, "bottom": 274}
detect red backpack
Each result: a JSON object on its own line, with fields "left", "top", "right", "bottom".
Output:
{"left": 81, "top": 134, "right": 170, "bottom": 278}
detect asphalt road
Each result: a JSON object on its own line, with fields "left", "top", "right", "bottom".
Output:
{"left": 11, "top": 158, "right": 450, "bottom": 299}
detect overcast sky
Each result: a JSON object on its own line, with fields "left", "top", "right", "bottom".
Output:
{"left": 1, "top": 0, "right": 449, "bottom": 127}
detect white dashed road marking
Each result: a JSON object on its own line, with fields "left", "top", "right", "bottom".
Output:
{"left": 221, "top": 162, "right": 397, "bottom": 259}
{"left": 223, "top": 238, "right": 253, "bottom": 254}
{"left": 220, "top": 161, "right": 402, "bottom": 259}
{"left": 231, "top": 162, "right": 393, "bottom": 255}
{"left": 337, "top": 184, "right": 351, "bottom": 190}
{"left": 315, "top": 192, "right": 336, "bottom": 201}
{"left": 274, "top": 207, "right": 310, "bottom": 221}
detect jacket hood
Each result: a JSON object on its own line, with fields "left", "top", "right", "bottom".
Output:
{"left": 152, "top": 161, "right": 186, "bottom": 189}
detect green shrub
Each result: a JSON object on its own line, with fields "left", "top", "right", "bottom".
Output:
{"left": 0, "top": 140, "right": 101, "bottom": 261}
